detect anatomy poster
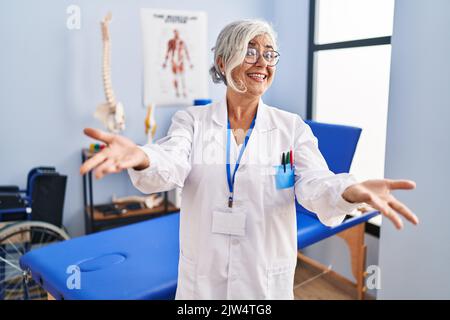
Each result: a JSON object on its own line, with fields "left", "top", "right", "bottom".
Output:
{"left": 141, "top": 9, "right": 208, "bottom": 106}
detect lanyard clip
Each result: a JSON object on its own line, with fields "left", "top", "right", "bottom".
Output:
{"left": 228, "top": 194, "right": 233, "bottom": 208}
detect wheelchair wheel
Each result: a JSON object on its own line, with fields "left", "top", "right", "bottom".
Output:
{"left": 0, "top": 221, "right": 69, "bottom": 300}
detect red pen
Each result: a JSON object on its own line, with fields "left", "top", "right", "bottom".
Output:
{"left": 289, "top": 148, "right": 293, "bottom": 170}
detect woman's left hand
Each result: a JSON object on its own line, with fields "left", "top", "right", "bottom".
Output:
{"left": 342, "top": 179, "right": 419, "bottom": 230}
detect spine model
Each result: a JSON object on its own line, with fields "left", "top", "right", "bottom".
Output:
{"left": 94, "top": 12, "right": 125, "bottom": 133}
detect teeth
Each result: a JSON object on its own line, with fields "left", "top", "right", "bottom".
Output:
{"left": 248, "top": 73, "right": 266, "bottom": 79}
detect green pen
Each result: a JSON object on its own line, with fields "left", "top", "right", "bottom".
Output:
{"left": 285, "top": 152, "right": 290, "bottom": 172}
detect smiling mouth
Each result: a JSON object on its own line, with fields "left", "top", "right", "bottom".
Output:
{"left": 247, "top": 73, "right": 267, "bottom": 83}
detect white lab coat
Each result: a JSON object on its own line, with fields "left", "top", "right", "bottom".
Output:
{"left": 128, "top": 97, "right": 360, "bottom": 300}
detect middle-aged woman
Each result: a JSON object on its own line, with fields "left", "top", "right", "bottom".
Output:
{"left": 80, "top": 20, "right": 419, "bottom": 300}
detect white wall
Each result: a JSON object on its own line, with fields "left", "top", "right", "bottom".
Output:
{"left": 378, "top": 0, "right": 450, "bottom": 299}
{"left": 266, "top": 0, "right": 309, "bottom": 116}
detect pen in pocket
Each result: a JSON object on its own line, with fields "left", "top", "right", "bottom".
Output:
{"left": 289, "top": 148, "right": 293, "bottom": 170}
{"left": 285, "top": 152, "right": 290, "bottom": 171}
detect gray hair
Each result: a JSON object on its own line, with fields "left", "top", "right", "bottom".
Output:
{"left": 209, "top": 19, "right": 278, "bottom": 93}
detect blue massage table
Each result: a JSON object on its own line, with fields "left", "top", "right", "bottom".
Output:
{"left": 19, "top": 120, "right": 380, "bottom": 300}
{"left": 19, "top": 209, "right": 378, "bottom": 300}
{"left": 20, "top": 212, "right": 181, "bottom": 300}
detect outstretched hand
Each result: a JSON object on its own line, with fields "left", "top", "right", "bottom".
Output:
{"left": 342, "top": 179, "right": 419, "bottom": 230}
{"left": 79, "top": 128, "right": 150, "bottom": 179}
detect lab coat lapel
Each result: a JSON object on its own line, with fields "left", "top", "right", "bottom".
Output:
{"left": 211, "top": 97, "right": 228, "bottom": 128}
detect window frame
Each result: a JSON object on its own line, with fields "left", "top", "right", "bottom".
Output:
{"left": 306, "top": 0, "right": 393, "bottom": 237}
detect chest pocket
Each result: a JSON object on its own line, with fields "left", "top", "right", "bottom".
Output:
{"left": 261, "top": 164, "right": 295, "bottom": 212}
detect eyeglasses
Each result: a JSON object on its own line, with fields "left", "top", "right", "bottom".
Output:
{"left": 244, "top": 47, "right": 280, "bottom": 67}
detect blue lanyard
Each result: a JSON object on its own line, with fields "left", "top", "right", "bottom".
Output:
{"left": 226, "top": 114, "right": 257, "bottom": 208}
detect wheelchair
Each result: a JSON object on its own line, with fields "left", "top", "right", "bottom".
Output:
{"left": 0, "top": 167, "right": 70, "bottom": 300}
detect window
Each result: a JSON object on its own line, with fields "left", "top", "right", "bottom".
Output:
{"left": 307, "top": 0, "right": 395, "bottom": 229}
{"left": 316, "top": 0, "right": 395, "bottom": 44}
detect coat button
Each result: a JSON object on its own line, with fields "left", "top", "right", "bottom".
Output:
{"left": 232, "top": 239, "right": 239, "bottom": 245}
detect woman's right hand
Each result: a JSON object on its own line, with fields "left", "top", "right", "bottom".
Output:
{"left": 79, "top": 128, "right": 150, "bottom": 179}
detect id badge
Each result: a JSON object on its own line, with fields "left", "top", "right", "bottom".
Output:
{"left": 212, "top": 206, "right": 247, "bottom": 236}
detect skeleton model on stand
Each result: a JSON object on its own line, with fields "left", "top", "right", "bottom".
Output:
{"left": 94, "top": 12, "right": 126, "bottom": 133}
